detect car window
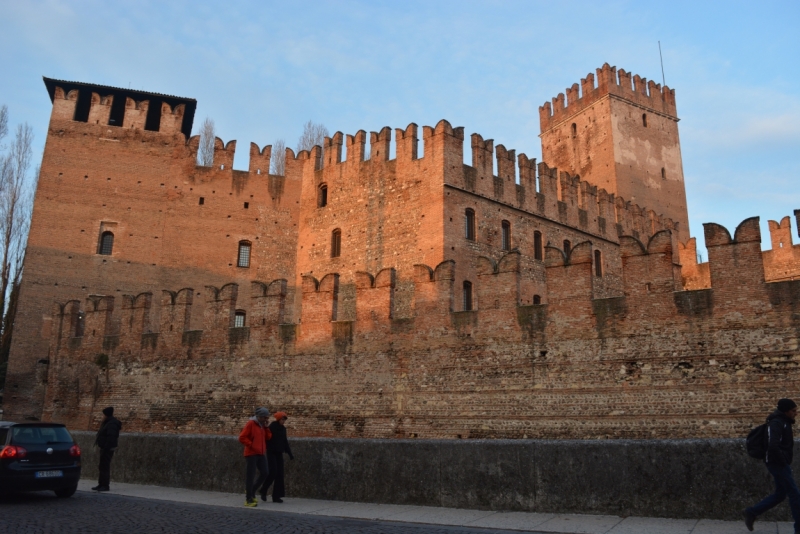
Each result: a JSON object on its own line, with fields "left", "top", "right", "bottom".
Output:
{"left": 0, "top": 428, "right": 7, "bottom": 445}
{"left": 10, "top": 426, "right": 73, "bottom": 444}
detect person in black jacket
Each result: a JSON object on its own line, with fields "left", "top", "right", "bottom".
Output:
{"left": 744, "top": 398, "right": 800, "bottom": 532}
{"left": 260, "top": 412, "right": 294, "bottom": 503}
{"left": 92, "top": 406, "right": 122, "bottom": 492}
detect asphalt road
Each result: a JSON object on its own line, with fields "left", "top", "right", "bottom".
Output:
{"left": 0, "top": 490, "right": 539, "bottom": 534}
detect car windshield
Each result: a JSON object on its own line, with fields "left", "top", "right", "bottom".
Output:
{"left": 10, "top": 426, "right": 73, "bottom": 444}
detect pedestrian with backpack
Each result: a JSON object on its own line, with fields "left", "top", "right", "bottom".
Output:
{"left": 744, "top": 398, "right": 800, "bottom": 532}
{"left": 238, "top": 407, "right": 272, "bottom": 507}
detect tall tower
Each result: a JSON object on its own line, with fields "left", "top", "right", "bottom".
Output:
{"left": 539, "top": 63, "right": 690, "bottom": 240}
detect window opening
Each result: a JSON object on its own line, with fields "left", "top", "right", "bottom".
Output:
{"left": 234, "top": 310, "right": 246, "bottom": 328}
{"left": 594, "top": 250, "right": 603, "bottom": 277}
{"left": 465, "top": 209, "right": 475, "bottom": 241}
{"left": 463, "top": 281, "right": 473, "bottom": 311}
{"left": 318, "top": 184, "right": 328, "bottom": 207}
{"left": 563, "top": 239, "right": 571, "bottom": 256}
{"left": 107, "top": 94, "right": 126, "bottom": 127}
{"left": 237, "top": 241, "right": 251, "bottom": 268}
{"left": 501, "top": 220, "right": 511, "bottom": 250}
{"left": 331, "top": 229, "right": 342, "bottom": 258}
{"left": 244, "top": 202, "right": 249, "bottom": 209}
{"left": 199, "top": 197, "right": 205, "bottom": 205}
{"left": 661, "top": 167, "right": 666, "bottom": 180}
{"left": 642, "top": 113, "right": 647, "bottom": 127}
{"left": 144, "top": 99, "right": 162, "bottom": 132}
{"left": 533, "top": 294, "right": 542, "bottom": 305}
{"left": 98, "top": 231, "right": 114, "bottom": 255}
{"left": 534, "top": 231, "right": 543, "bottom": 260}
{"left": 571, "top": 123, "right": 577, "bottom": 137}
{"left": 73, "top": 90, "right": 92, "bottom": 123}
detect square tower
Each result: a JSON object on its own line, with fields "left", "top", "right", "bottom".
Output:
{"left": 539, "top": 63, "right": 690, "bottom": 241}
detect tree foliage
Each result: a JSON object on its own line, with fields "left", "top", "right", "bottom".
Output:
{"left": 197, "top": 117, "right": 216, "bottom": 166}
{"left": 0, "top": 105, "right": 38, "bottom": 389}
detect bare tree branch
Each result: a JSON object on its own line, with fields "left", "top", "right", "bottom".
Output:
{"left": 0, "top": 105, "right": 8, "bottom": 146}
{"left": 197, "top": 117, "right": 216, "bottom": 167}
{"left": 270, "top": 138, "right": 286, "bottom": 176}
{"left": 296, "top": 120, "right": 328, "bottom": 153}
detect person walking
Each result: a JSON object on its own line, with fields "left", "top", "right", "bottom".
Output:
{"left": 238, "top": 407, "right": 272, "bottom": 507}
{"left": 744, "top": 398, "right": 800, "bottom": 532}
{"left": 260, "top": 411, "right": 294, "bottom": 503}
{"left": 92, "top": 406, "right": 122, "bottom": 492}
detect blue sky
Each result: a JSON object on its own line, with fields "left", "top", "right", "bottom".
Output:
{"left": 1, "top": 0, "right": 798, "bottom": 255}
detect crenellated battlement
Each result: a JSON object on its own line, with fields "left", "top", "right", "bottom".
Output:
{"left": 539, "top": 63, "right": 677, "bottom": 133}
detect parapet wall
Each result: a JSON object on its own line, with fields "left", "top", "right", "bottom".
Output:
{"left": 43, "top": 217, "right": 800, "bottom": 441}
{"left": 72, "top": 431, "right": 787, "bottom": 521}
{"left": 539, "top": 63, "right": 678, "bottom": 132}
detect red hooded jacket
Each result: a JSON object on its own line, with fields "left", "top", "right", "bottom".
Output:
{"left": 238, "top": 417, "right": 272, "bottom": 456}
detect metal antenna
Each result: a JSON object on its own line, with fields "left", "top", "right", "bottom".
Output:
{"left": 658, "top": 41, "right": 666, "bottom": 86}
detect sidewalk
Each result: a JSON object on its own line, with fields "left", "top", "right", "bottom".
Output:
{"left": 76, "top": 480, "right": 791, "bottom": 533}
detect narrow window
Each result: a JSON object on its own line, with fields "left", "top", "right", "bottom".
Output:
{"left": 661, "top": 167, "right": 666, "bottom": 180}
{"left": 318, "top": 184, "right": 328, "bottom": 207}
{"left": 331, "top": 229, "right": 341, "bottom": 258}
{"left": 533, "top": 294, "right": 542, "bottom": 305}
{"left": 464, "top": 209, "right": 475, "bottom": 241}
{"left": 642, "top": 113, "right": 647, "bottom": 127}
{"left": 463, "top": 281, "right": 473, "bottom": 311}
{"left": 244, "top": 202, "right": 249, "bottom": 209}
{"left": 563, "top": 239, "right": 571, "bottom": 256}
{"left": 237, "top": 241, "right": 251, "bottom": 268}
{"left": 234, "top": 310, "right": 246, "bottom": 328}
{"left": 98, "top": 231, "right": 114, "bottom": 255}
{"left": 199, "top": 197, "right": 205, "bottom": 205}
{"left": 75, "top": 311, "right": 86, "bottom": 338}
{"left": 501, "top": 220, "right": 511, "bottom": 251}
{"left": 571, "top": 123, "right": 577, "bottom": 137}
{"left": 594, "top": 250, "right": 603, "bottom": 277}
{"left": 534, "top": 231, "right": 543, "bottom": 260}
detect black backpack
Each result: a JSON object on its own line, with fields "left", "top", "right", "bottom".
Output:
{"left": 746, "top": 423, "right": 768, "bottom": 459}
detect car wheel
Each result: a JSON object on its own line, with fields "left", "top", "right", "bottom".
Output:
{"left": 54, "top": 485, "right": 77, "bottom": 498}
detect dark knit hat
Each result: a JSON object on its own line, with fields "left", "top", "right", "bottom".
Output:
{"left": 102, "top": 407, "right": 114, "bottom": 417}
{"left": 778, "top": 398, "right": 797, "bottom": 413}
{"left": 255, "top": 407, "right": 271, "bottom": 418}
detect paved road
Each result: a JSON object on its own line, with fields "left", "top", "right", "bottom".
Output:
{"left": 0, "top": 491, "right": 541, "bottom": 534}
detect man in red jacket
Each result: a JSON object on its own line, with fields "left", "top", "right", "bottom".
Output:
{"left": 238, "top": 407, "right": 272, "bottom": 507}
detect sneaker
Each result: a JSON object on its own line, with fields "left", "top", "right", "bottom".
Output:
{"left": 743, "top": 509, "right": 755, "bottom": 532}
{"left": 244, "top": 498, "right": 257, "bottom": 507}
{"left": 273, "top": 497, "right": 283, "bottom": 503}
{"left": 92, "top": 485, "right": 110, "bottom": 492}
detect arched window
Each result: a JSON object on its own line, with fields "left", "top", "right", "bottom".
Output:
{"left": 501, "top": 220, "right": 511, "bottom": 251}
{"left": 563, "top": 239, "right": 571, "bottom": 256}
{"left": 642, "top": 113, "right": 647, "bottom": 127}
{"left": 661, "top": 167, "right": 666, "bottom": 180}
{"left": 464, "top": 209, "right": 475, "bottom": 241}
{"left": 594, "top": 250, "right": 603, "bottom": 277}
{"left": 571, "top": 123, "right": 577, "bottom": 137}
{"left": 234, "top": 310, "right": 246, "bottom": 328}
{"left": 237, "top": 241, "right": 251, "bottom": 268}
{"left": 534, "top": 231, "right": 543, "bottom": 260}
{"left": 463, "top": 281, "right": 473, "bottom": 311}
{"left": 331, "top": 229, "right": 341, "bottom": 258}
{"left": 318, "top": 183, "right": 328, "bottom": 207}
{"left": 98, "top": 231, "right": 114, "bottom": 255}
{"left": 533, "top": 294, "right": 542, "bottom": 305}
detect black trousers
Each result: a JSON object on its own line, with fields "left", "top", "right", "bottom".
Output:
{"left": 98, "top": 448, "right": 115, "bottom": 487}
{"left": 245, "top": 454, "right": 269, "bottom": 501}
{"left": 260, "top": 453, "right": 285, "bottom": 500}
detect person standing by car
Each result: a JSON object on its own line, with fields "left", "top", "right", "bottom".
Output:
{"left": 260, "top": 411, "right": 294, "bottom": 503}
{"left": 92, "top": 406, "right": 121, "bottom": 492}
{"left": 238, "top": 407, "right": 271, "bottom": 507}
{"left": 744, "top": 398, "right": 800, "bottom": 532}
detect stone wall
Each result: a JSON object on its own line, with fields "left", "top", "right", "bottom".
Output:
{"left": 72, "top": 431, "right": 789, "bottom": 521}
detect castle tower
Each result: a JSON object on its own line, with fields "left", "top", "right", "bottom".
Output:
{"left": 539, "top": 64, "right": 690, "bottom": 240}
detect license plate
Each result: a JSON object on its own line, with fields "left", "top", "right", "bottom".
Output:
{"left": 35, "top": 470, "right": 63, "bottom": 478}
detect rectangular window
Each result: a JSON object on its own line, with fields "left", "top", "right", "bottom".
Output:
{"left": 237, "top": 242, "right": 251, "bottom": 268}
{"left": 234, "top": 311, "right": 246, "bottom": 328}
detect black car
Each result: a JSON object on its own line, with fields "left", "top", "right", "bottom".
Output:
{"left": 0, "top": 421, "right": 81, "bottom": 497}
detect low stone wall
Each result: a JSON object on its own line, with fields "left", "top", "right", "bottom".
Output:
{"left": 73, "top": 432, "right": 788, "bottom": 521}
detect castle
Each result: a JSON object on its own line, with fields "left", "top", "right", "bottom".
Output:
{"left": 3, "top": 65, "right": 799, "bottom": 439}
